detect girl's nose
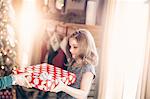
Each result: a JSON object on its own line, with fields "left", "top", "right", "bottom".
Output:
{"left": 70, "top": 48, "right": 73, "bottom": 53}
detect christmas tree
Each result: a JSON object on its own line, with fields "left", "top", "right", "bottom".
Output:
{"left": 0, "top": 0, "right": 17, "bottom": 98}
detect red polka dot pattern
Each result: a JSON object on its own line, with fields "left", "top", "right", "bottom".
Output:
{"left": 13, "top": 63, "right": 76, "bottom": 91}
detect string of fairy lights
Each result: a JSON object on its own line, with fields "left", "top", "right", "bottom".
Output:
{"left": 0, "top": 0, "right": 17, "bottom": 76}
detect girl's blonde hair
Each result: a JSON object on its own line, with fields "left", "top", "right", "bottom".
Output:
{"left": 66, "top": 29, "right": 99, "bottom": 66}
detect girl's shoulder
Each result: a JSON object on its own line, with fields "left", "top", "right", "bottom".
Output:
{"left": 82, "top": 64, "right": 96, "bottom": 79}
{"left": 83, "top": 64, "right": 95, "bottom": 71}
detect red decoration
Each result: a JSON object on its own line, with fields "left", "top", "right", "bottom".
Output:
{"left": 13, "top": 63, "right": 76, "bottom": 91}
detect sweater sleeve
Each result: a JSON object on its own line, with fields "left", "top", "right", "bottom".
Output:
{"left": 82, "top": 64, "right": 96, "bottom": 79}
{"left": 0, "top": 76, "right": 12, "bottom": 90}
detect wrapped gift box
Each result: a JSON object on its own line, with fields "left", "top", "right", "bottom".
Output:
{"left": 13, "top": 63, "right": 76, "bottom": 91}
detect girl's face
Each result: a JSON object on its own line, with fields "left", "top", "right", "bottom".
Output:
{"left": 69, "top": 38, "right": 79, "bottom": 59}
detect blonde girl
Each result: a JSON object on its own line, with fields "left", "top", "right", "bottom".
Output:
{"left": 50, "top": 29, "right": 99, "bottom": 99}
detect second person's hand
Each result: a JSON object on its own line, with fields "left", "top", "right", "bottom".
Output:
{"left": 12, "top": 72, "right": 32, "bottom": 88}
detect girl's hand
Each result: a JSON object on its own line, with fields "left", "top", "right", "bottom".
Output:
{"left": 50, "top": 79, "right": 66, "bottom": 93}
{"left": 12, "top": 73, "right": 32, "bottom": 88}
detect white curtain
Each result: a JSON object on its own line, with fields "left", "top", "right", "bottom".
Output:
{"left": 99, "top": 0, "right": 150, "bottom": 99}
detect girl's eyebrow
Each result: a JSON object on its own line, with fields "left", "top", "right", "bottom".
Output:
{"left": 71, "top": 44, "right": 78, "bottom": 46}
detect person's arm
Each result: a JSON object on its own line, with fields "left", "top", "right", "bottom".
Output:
{"left": 51, "top": 72, "right": 94, "bottom": 99}
{"left": 0, "top": 75, "right": 13, "bottom": 90}
{"left": 0, "top": 73, "right": 32, "bottom": 90}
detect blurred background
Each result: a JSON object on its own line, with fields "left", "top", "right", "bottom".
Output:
{"left": 0, "top": 0, "right": 149, "bottom": 99}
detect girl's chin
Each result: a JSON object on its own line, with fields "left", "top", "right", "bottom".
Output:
{"left": 72, "top": 55, "right": 76, "bottom": 59}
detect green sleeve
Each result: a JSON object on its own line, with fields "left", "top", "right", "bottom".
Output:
{"left": 0, "top": 75, "right": 13, "bottom": 90}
